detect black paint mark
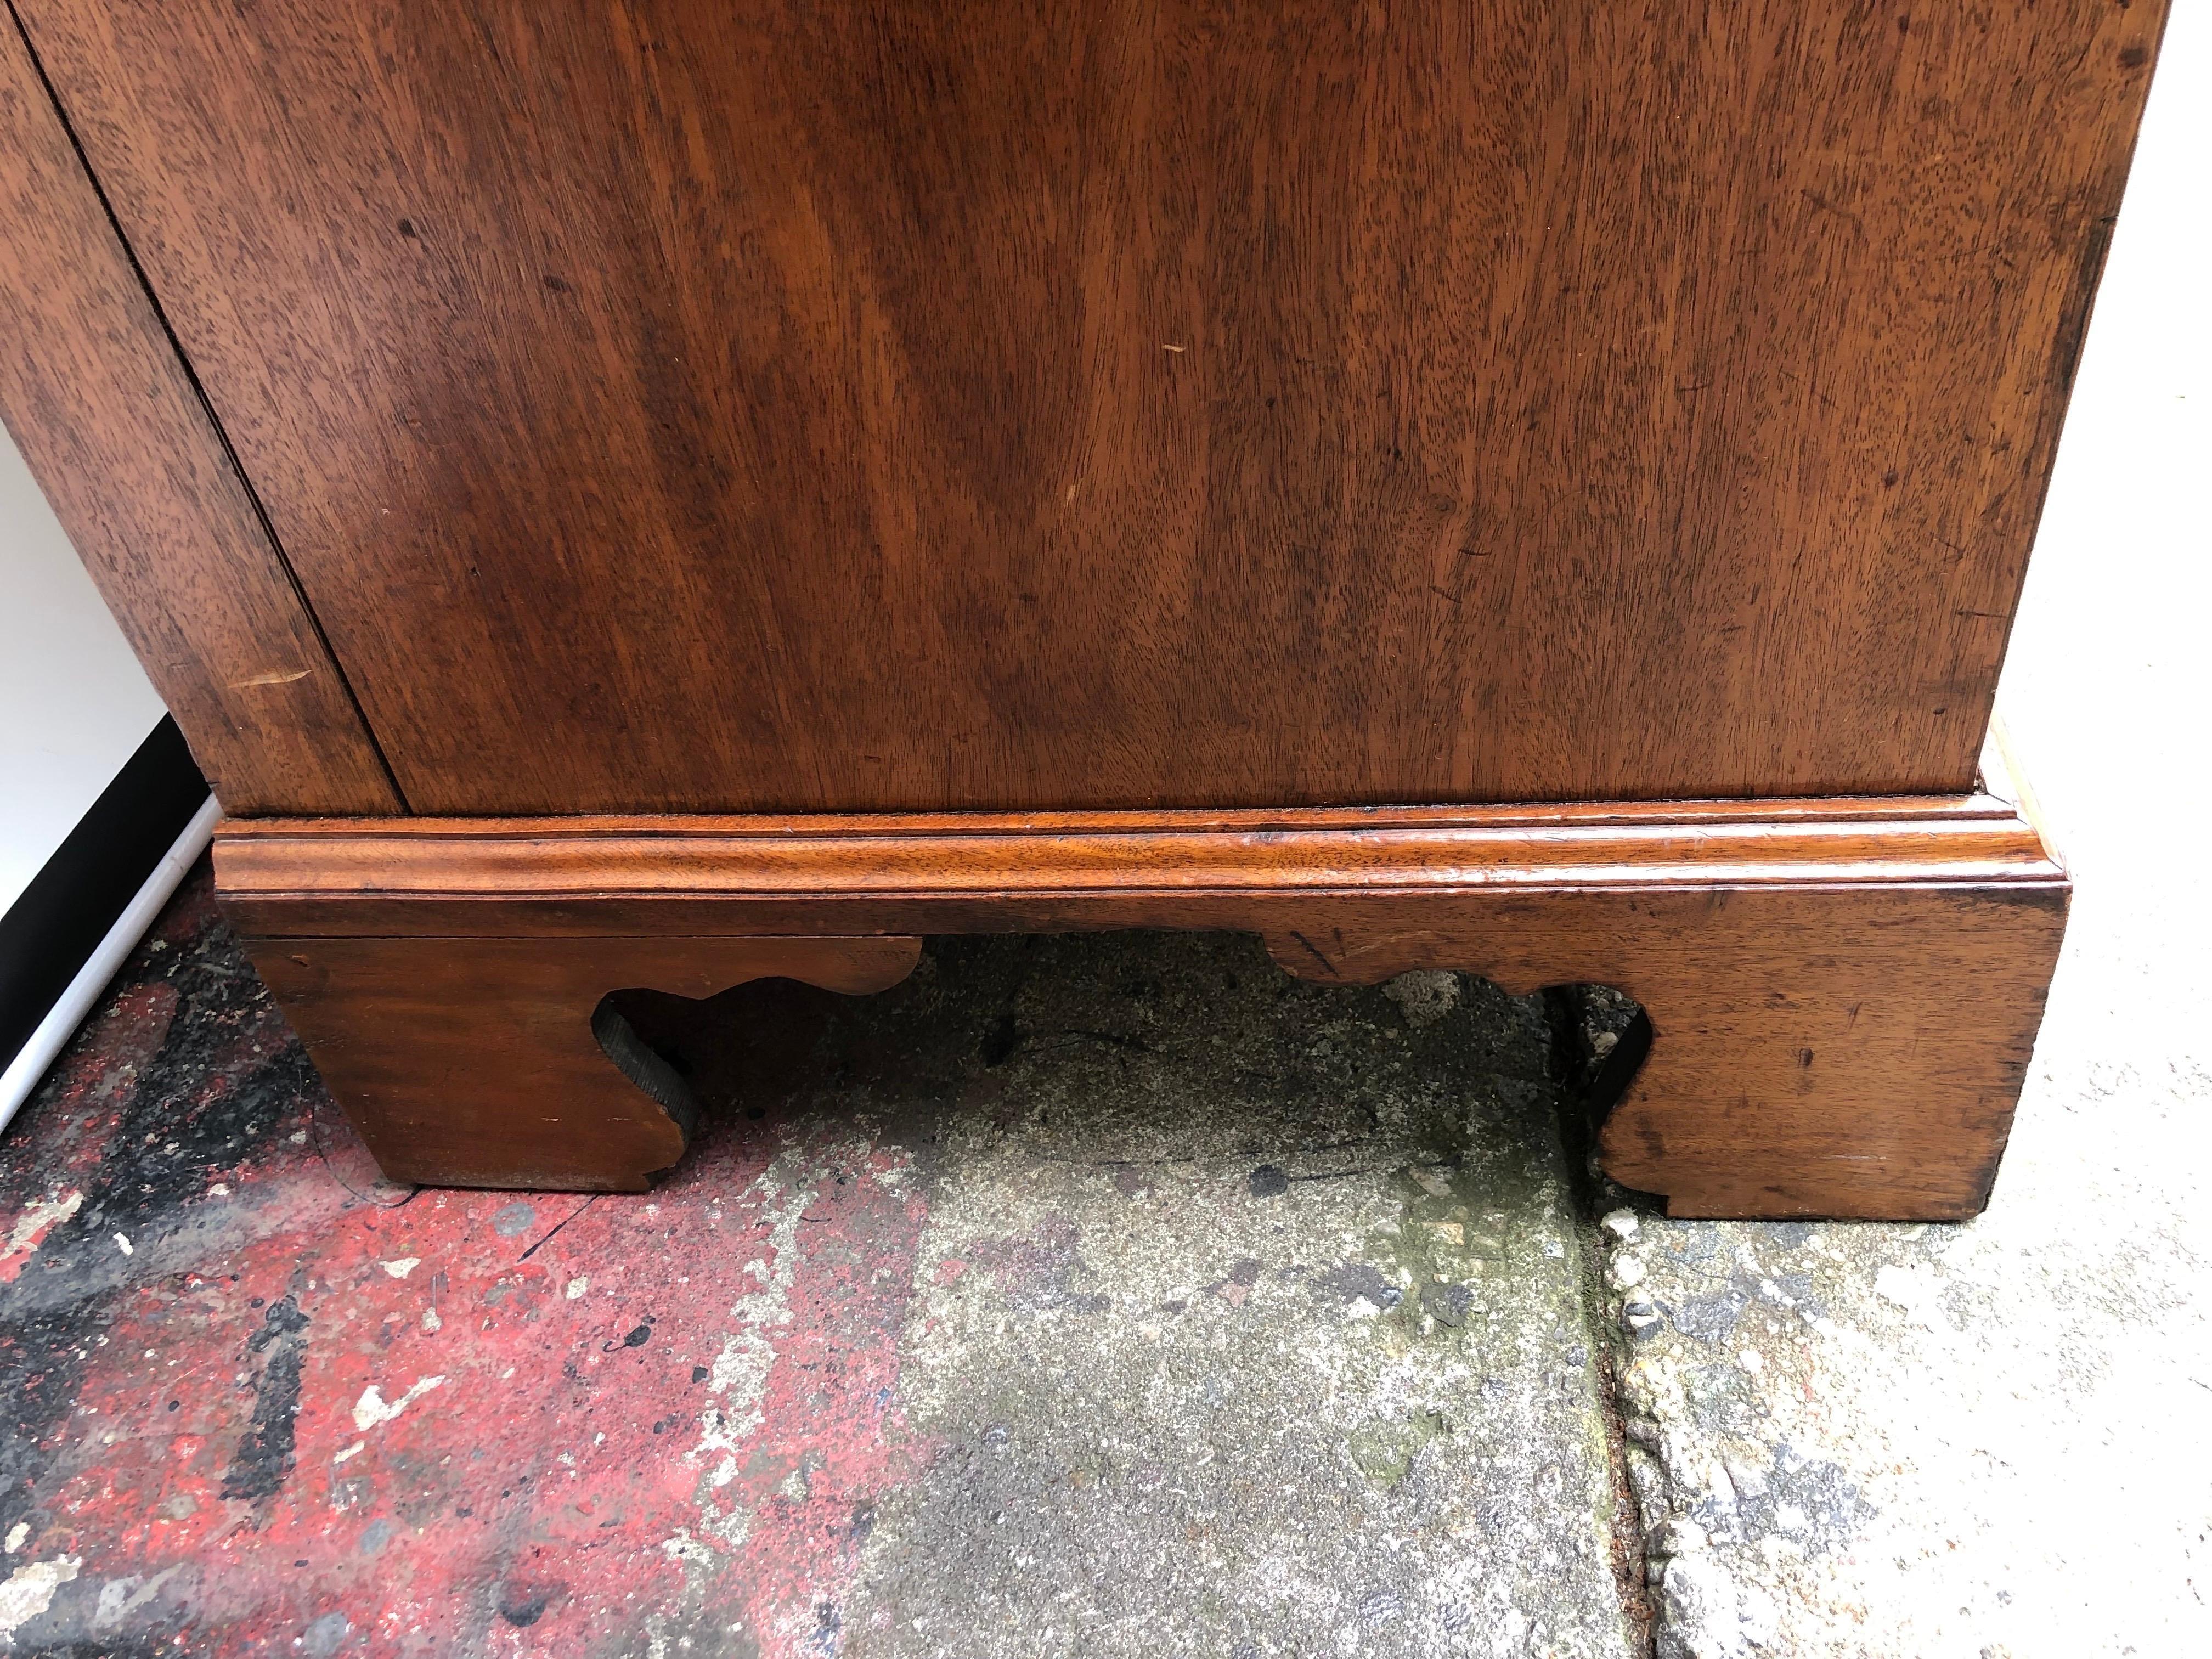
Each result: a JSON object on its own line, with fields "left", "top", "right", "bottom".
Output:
{"left": 498, "top": 1588, "right": 552, "bottom": 1627}
{"left": 222, "top": 1295, "right": 311, "bottom": 1499}
{"left": 623, "top": 1324, "right": 652, "bottom": 1348}
{"left": 1248, "top": 1165, "right": 1290, "bottom": 1198}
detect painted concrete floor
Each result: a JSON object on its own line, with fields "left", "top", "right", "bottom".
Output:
{"left": 0, "top": 874, "right": 1643, "bottom": 1657}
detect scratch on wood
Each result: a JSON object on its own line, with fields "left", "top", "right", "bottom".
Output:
{"left": 1285, "top": 931, "right": 1336, "bottom": 977}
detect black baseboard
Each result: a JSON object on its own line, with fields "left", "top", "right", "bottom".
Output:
{"left": 0, "top": 716, "right": 210, "bottom": 1078}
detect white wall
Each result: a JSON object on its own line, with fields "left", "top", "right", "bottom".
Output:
{"left": 1997, "top": 0, "right": 2210, "bottom": 866}
{"left": 0, "top": 424, "right": 168, "bottom": 913}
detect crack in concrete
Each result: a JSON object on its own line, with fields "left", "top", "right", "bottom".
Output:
{"left": 1551, "top": 983, "right": 1663, "bottom": 1658}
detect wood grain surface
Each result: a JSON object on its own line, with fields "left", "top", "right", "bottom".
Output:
{"left": 18, "top": 0, "right": 2169, "bottom": 814}
{"left": 0, "top": 9, "right": 400, "bottom": 814}
{"left": 244, "top": 934, "right": 921, "bottom": 1190}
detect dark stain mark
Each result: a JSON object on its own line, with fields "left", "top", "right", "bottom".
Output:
{"left": 1882, "top": 469, "right": 1900, "bottom": 488}
{"left": 543, "top": 274, "right": 570, "bottom": 293}
{"left": 221, "top": 1295, "right": 311, "bottom": 1500}
{"left": 2051, "top": 215, "right": 2119, "bottom": 396}
{"left": 2119, "top": 44, "right": 2149, "bottom": 70}
{"left": 979, "top": 1009, "right": 1020, "bottom": 1067}
{"left": 1421, "top": 1280, "right": 1475, "bottom": 1327}
{"left": 396, "top": 217, "right": 417, "bottom": 238}
{"left": 1314, "top": 1262, "right": 1404, "bottom": 1310}
{"left": 498, "top": 1587, "right": 552, "bottom": 1627}
{"left": 691, "top": 1365, "right": 710, "bottom": 1384}
{"left": 1799, "top": 1048, "right": 1815, "bottom": 1068}
{"left": 1248, "top": 1165, "right": 1290, "bottom": 1199}
{"left": 1228, "top": 1258, "right": 1262, "bottom": 1287}
{"left": 622, "top": 1323, "right": 652, "bottom": 1348}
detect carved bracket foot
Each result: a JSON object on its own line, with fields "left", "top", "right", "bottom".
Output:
{"left": 242, "top": 935, "right": 920, "bottom": 1190}
{"left": 1262, "top": 883, "right": 2067, "bottom": 1219}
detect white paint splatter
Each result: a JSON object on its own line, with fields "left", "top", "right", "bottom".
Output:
{"left": 420, "top": 1307, "right": 442, "bottom": 1333}
{"left": 92, "top": 1564, "right": 183, "bottom": 1633}
{"left": 111, "top": 1233, "right": 133, "bottom": 1257}
{"left": 0, "top": 1556, "right": 81, "bottom": 1637}
{"left": 333, "top": 1441, "right": 366, "bottom": 1464}
{"left": 206, "top": 1184, "right": 230, "bottom": 1198}
{"left": 4, "top": 1193, "right": 82, "bottom": 1256}
{"left": 2, "top": 1522, "right": 24, "bottom": 1554}
{"left": 682, "top": 1153, "right": 817, "bottom": 1547}
{"left": 1874, "top": 1262, "right": 1950, "bottom": 1331}
{"left": 566, "top": 1277, "right": 590, "bottom": 1300}
{"left": 381, "top": 1258, "right": 420, "bottom": 1279}
{"left": 0, "top": 1193, "right": 83, "bottom": 1283}
{"left": 352, "top": 1375, "right": 445, "bottom": 1431}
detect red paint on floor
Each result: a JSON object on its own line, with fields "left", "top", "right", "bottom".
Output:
{"left": 0, "top": 867, "right": 929, "bottom": 1655}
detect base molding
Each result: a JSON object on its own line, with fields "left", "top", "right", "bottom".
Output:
{"left": 216, "top": 781, "right": 2067, "bottom": 1218}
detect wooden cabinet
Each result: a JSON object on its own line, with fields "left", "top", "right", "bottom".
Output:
{"left": 2, "top": 2, "right": 2160, "bottom": 1216}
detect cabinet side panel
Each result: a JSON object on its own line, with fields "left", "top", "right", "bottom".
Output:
{"left": 0, "top": 10, "right": 400, "bottom": 815}
{"left": 14, "top": 2, "right": 2171, "bottom": 813}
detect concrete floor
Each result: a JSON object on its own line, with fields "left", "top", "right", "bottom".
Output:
{"left": 0, "top": 880, "right": 1644, "bottom": 1657}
